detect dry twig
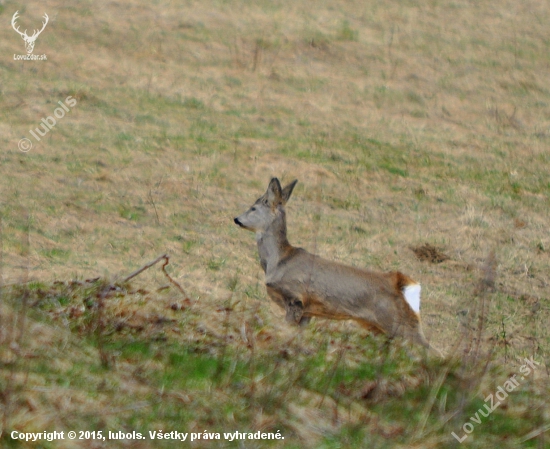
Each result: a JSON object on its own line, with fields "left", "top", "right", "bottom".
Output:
{"left": 160, "top": 256, "right": 189, "bottom": 298}
{"left": 122, "top": 253, "right": 189, "bottom": 299}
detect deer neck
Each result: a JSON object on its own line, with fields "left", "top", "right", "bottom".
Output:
{"left": 256, "top": 209, "right": 292, "bottom": 274}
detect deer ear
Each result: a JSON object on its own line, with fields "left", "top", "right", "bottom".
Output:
{"left": 281, "top": 180, "right": 298, "bottom": 204}
{"left": 266, "top": 178, "right": 282, "bottom": 206}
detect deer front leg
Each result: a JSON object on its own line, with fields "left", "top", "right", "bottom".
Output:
{"left": 267, "top": 284, "right": 308, "bottom": 326}
{"left": 285, "top": 297, "right": 305, "bottom": 324}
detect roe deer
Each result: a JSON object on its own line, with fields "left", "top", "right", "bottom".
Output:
{"left": 234, "top": 178, "right": 437, "bottom": 352}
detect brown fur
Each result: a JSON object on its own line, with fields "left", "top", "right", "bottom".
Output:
{"left": 235, "top": 178, "right": 437, "bottom": 352}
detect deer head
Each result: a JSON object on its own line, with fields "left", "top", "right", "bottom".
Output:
{"left": 11, "top": 11, "right": 49, "bottom": 54}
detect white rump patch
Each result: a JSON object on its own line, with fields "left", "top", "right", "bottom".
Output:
{"left": 403, "top": 283, "right": 421, "bottom": 313}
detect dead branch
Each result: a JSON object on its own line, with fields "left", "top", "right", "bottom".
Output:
{"left": 161, "top": 256, "right": 189, "bottom": 298}
{"left": 122, "top": 253, "right": 169, "bottom": 283}
{"left": 121, "top": 253, "right": 189, "bottom": 298}
{"left": 148, "top": 188, "right": 161, "bottom": 225}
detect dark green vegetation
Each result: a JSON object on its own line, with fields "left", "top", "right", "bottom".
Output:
{"left": 0, "top": 270, "right": 547, "bottom": 448}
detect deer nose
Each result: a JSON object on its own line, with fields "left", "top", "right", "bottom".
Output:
{"left": 234, "top": 217, "right": 243, "bottom": 227}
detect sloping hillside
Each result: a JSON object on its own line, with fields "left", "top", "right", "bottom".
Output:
{"left": 0, "top": 0, "right": 549, "bottom": 447}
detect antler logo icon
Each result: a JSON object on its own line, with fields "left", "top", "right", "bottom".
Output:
{"left": 11, "top": 11, "right": 49, "bottom": 54}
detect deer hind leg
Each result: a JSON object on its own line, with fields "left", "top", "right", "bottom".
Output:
{"left": 356, "top": 319, "right": 386, "bottom": 336}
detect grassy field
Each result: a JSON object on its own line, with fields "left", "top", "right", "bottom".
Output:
{"left": 1, "top": 0, "right": 549, "bottom": 447}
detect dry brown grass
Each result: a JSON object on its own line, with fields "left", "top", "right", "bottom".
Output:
{"left": 0, "top": 0, "right": 549, "bottom": 446}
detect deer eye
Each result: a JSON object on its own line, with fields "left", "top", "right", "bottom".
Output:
{"left": 251, "top": 207, "right": 257, "bottom": 211}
